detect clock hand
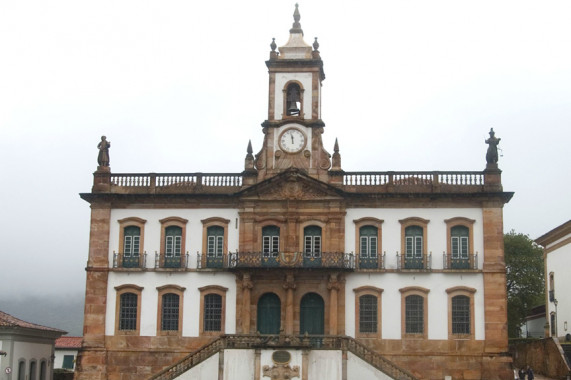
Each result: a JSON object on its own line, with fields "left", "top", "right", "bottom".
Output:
{"left": 291, "top": 135, "right": 294, "bottom": 144}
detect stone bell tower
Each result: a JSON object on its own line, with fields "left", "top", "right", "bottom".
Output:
{"left": 254, "top": 4, "right": 332, "bottom": 182}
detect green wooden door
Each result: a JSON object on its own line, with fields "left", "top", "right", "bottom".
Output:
{"left": 257, "top": 293, "right": 281, "bottom": 334}
{"left": 300, "top": 293, "right": 324, "bottom": 335}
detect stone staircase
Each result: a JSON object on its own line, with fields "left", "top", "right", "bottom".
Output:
{"left": 561, "top": 343, "right": 571, "bottom": 368}
{"left": 148, "top": 334, "right": 418, "bottom": 380}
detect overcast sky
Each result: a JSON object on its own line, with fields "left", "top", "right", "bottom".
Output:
{"left": 1, "top": 0, "right": 570, "bottom": 298}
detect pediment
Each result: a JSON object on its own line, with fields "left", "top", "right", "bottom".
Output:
{"left": 238, "top": 169, "right": 344, "bottom": 201}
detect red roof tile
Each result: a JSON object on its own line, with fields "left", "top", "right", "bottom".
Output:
{"left": 0, "top": 310, "right": 66, "bottom": 333}
{"left": 55, "top": 336, "right": 83, "bottom": 349}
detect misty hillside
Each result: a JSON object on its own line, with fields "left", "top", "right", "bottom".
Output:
{"left": 0, "top": 293, "right": 84, "bottom": 336}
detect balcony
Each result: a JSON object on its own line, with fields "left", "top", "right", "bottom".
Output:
{"left": 113, "top": 252, "right": 147, "bottom": 269}
{"left": 443, "top": 253, "right": 478, "bottom": 270}
{"left": 356, "top": 252, "right": 385, "bottom": 270}
{"left": 154, "top": 252, "right": 189, "bottom": 269}
{"left": 197, "top": 252, "right": 355, "bottom": 270}
{"left": 396, "top": 253, "right": 432, "bottom": 270}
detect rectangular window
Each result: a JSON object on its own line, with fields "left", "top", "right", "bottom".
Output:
{"left": 119, "top": 293, "right": 138, "bottom": 330}
{"left": 359, "top": 295, "right": 378, "bottom": 333}
{"left": 162, "top": 294, "right": 180, "bottom": 331}
{"left": 207, "top": 236, "right": 223, "bottom": 257}
{"left": 204, "top": 294, "right": 222, "bottom": 331}
{"left": 62, "top": 355, "right": 75, "bottom": 370}
{"left": 452, "top": 236, "right": 469, "bottom": 259}
{"left": 304, "top": 236, "right": 321, "bottom": 257}
{"left": 263, "top": 236, "right": 279, "bottom": 257}
{"left": 166, "top": 236, "right": 182, "bottom": 257}
{"left": 406, "top": 236, "right": 422, "bottom": 258}
{"left": 451, "top": 296, "right": 470, "bottom": 334}
{"left": 405, "top": 295, "right": 424, "bottom": 334}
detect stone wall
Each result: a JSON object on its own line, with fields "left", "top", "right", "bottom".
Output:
{"left": 510, "top": 338, "right": 570, "bottom": 379}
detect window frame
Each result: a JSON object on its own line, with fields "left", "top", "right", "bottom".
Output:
{"left": 156, "top": 285, "right": 186, "bottom": 336}
{"left": 399, "top": 217, "right": 429, "bottom": 269}
{"left": 399, "top": 286, "right": 429, "bottom": 339}
{"left": 199, "top": 285, "right": 228, "bottom": 336}
{"left": 160, "top": 217, "right": 188, "bottom": 257}
{"left": 114, "top": 284, "right": 143, "bottom": 335}
{"left": 445, "top": 217, "right": 476, "bottom": 268}
{"left": 201, "top": 217, "right": 230, "bottom": 266}
{"left": 446, "top": 286, "right": 476, "bottom": 339}
{"left": 353, "top": 286, "right": 383, "bottom": 339}
{"left": 353, "top": 217, "right": 383, "bottom": 260}
{"left": 261, "top": 225, "right": 280, "bottom": 258}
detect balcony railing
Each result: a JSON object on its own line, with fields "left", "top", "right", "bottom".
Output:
{"left": 396, "top": 252, "right": 432, "bottom": 270}
{"left": 154, "top": 252, "right": 189, "bottom": 269}
{"left": 356, "top": 252, "right": 385, "bottom": 270}
{"left": 442, "top": 253, "right": 478, "bottom": 270}
{"left": 197, "top": 252, "right": 355, "bottom": 269}
{"left": 113, "top": 252, "right": 147, "bottom": 269}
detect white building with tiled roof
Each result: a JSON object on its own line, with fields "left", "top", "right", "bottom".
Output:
{"left": 54, "top": 336, "right": 82, "bottom": 371}
{"left": 0, "top": 310, "right": 66, "bottom": 380}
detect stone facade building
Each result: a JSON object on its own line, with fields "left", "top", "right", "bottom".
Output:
{"left": 76, "top": 6, "right": 514, "bottom": 380}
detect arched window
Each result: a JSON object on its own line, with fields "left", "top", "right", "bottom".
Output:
{"left": 29, "top": 361, "right": 36, "bottom": 380}
{"left": 39, "top": 361, "right": 47, "bottom": 380}
{"left": 123, "top": 226, "right": 141, "bottom": 267}
{"left": 405, "top": 226, "right": 423, "bottom": 269}
{"left": 165, "top": 226, "right": 182, "bottom": 257}
{"left": 451, "top": 225, "right": 469, "bottom": 267}
{"left": 257, "top": 293, "right": 281, "bottom": 334}
{"left": 303, "top": 226, "right": 322, "bottom": 267}
{"left": 204, "top": 293, "right": 223, "bottom": 332}
{"left": 447, "top": 286, "right": 475, "bottom": 339}
{"left": 18, "top": 360, "right": 25, "bottom": 380}
{"left": 300, "top": 293, "right": 324, "bottom": 335}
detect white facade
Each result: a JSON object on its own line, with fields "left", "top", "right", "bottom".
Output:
{"left": 537, "top": 220, "right": 571, "bottom": 341}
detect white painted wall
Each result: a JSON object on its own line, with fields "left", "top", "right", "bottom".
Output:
{"left": 12, "top": 341, "right": 53, "bottom": 380}
{"left": 345, "top": 272, "right": 485, "bottom": 340}
{"left": 106, "top": 271, "right": 236, "bottom": 336}
{"left": 224, "top": 350, "right": 255, "bottom": 380}
{"left": 308, "top": 350, "right": 342, "bottom": 380}
{"left": 177, "top": 352, "right": 218, "bottom": 380}
{"left": 545, "top": 237, "right": 571, "bottom": 340}
{"left": 54, "top": 348, "right": 78, "bottom": 369}
{"left": 345, "top": 208, "right": 484, "bottom": 270}
{"left": 347, "top": 352, "right": 393, "bottom": 380}
{"left": 109, "top": 208, "right": 240, "bottom": 269}
{"left": 274, "top": 72, "right": 313, "bottom": 120}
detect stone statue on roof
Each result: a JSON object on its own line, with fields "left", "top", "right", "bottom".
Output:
{"left": 97, "top": 136, "right": 111, "bottom": 167}
{"left": 485, "top": 128, "right": 501, "bottom": 164}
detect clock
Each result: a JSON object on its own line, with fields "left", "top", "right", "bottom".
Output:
{"left": 279, "top": 128, "right": 307, "bottom": 153}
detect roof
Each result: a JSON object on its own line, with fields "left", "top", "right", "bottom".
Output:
{"left": 55, "top": 336, "right": 82, "bottom": 349}
{"left": 535, "top": 220, "right": 571, "bottom": 247}
{"left": 0, "top": 310, "right": 66, "bottom": 334}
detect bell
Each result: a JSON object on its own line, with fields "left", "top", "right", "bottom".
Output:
{"left": 287, "top": 102, "right": 300, "bottom": 115}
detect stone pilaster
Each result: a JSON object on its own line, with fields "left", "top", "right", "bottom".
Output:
{"left": 328, "top": 273, "right": 341, "bottom": 335}
{"left": 75, "top": 202, "right": 111, "bottom": 380}
{"left": 283, "top": 272, "right": 296, "bottom": 335}
{"left": 241, "top": 272, "right": 254, "bottom": 334}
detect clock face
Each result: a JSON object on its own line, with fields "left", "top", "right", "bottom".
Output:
{"left": 279, "top": 128, "right": 306, "bottom": 153}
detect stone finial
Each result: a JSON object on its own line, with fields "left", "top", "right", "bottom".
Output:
{"left": 290, "top": 3, "right": 303, "bottom": 35}
{"left": 97, "top": 135, "right": 111, "bottom": 169}
{"left": 485, "top": 128, "right": 501, "bottom": 167}
{"left": 331, "top": 138, "right": 342, "bottom": 171}
{"left": 245, "top": 140, "right": 255, "bottom": 171}
{"left": 313, "top": 37, "right": 319, "bottom": 51}
{"left": 270, "top": 38, "right": 277, "bottom": 52}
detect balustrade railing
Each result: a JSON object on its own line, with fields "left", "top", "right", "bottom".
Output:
{"left": 149, "top": 334, "right": 418, "bottom": 380}
{"left": 342, "top": 171, "right": 484, "bottom": 187}
{"left": 442, "top": 252, "right": 478, "bottom": 270}
{"left": 110, "top": 173, "right": 243, "bottom": 189}
{"left": 112, "top": 252, "right": 147, "bottom": 269}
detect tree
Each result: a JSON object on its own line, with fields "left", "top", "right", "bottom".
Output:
{"left": 504, "top": 230, "right": 545, "bottom": 338}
